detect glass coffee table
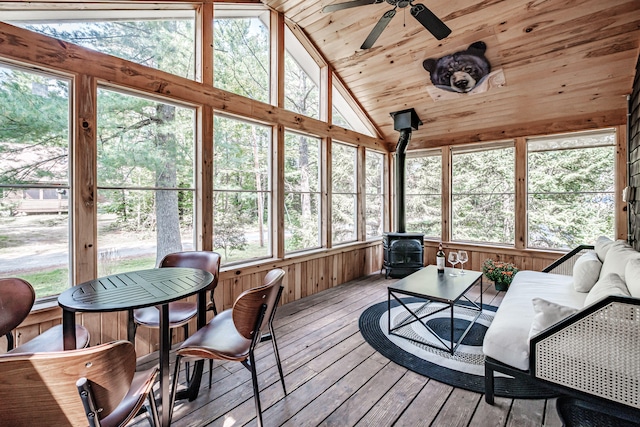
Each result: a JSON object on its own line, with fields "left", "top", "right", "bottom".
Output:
{"left": 387, "top": 264, "right": 483, "bottom": 355}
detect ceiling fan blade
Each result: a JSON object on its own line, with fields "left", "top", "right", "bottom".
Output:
{"left": 410, "top": 3, "right": 451, "bottom": 40}
{"left": 361, "top": 9, "right": 396, "bottom": 49}
{"left": 322, "top": 0, "right": 382, "bottom": 13}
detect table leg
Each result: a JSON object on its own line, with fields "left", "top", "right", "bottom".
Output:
{"left": 160, "top": 304, "right": 170, "bottom": 427}
{"left": 62, "top": 309, "right": 77, "bottom": 351}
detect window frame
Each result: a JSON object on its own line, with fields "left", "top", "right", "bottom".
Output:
{"left": 450, "top": 141, "right": 516, "bottom": 246}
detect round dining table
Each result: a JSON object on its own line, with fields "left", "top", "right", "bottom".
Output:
{"left": 58, "top": 267, "right": 214, "bottom": 427}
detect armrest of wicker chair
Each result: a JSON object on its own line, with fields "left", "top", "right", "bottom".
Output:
{"left": 530, "top": 295, "right": 640, "bottom": 411}
{"left": 542, "top": 244, "right": 594, "bottom": 276}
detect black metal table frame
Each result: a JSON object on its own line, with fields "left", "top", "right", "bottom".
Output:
{"left": 59, "top": 268, "right": 213, "bottom": 427}
{"left": 388, "top": 274, "right": 482, "bottom": 355}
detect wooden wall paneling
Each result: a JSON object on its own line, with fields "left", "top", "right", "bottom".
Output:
{"left": 514, "top": 137, "right": 527, "bottom": 249}
{"left": 100, "top": 311, "right": 119, "bottom": 345}
{"left": 318, "top": 256, "right": 327, "bottom": 292}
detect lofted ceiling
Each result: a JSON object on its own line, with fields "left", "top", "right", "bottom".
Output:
{"left": 262, "top": 0, "right": 640, "bottom": 150}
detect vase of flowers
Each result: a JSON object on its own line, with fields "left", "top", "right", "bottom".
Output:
{"left": 482, "top": 259, "right": 518, "bottom": 291}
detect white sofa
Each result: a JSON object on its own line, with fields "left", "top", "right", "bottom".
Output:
{"left": 483, "top": 237, "right": 640, "bottom": 413}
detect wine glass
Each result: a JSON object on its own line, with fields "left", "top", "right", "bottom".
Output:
{"left": 448, "top": 252, "right": 459, "bottom": 276}
{"left": 458, "top": 250, "right": 468, "bottom": 274}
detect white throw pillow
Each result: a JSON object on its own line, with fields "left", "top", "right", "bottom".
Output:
{"left": 598, "top": 240, "right": 640, "bottom": 282}
{"left": 572, "top": 251, "right": 602, "bottom": 292}
{"left": 584, "top": 272, "right": 631, "bottom": 306}
{"left": 528, "top": 298, "right": 578, "bottom": 339}
{"left": 625, "top": 258, "right": 640, "bottom": 298}
{"left": 595, "top": 236, "right": 614, "bottom": 262}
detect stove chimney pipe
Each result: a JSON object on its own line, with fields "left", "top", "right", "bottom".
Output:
{"left": 390, "top": 108, "right": 422, "bottom": 233}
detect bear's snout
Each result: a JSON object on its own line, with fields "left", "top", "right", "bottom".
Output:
{"left": 451, "top": 71, "right": 476, "bottom": 93}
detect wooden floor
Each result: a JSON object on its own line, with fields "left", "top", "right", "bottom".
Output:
{"left": 134, "top": 273, "right": 562, "bottom": 427}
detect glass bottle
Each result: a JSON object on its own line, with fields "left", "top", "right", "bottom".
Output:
{"left": 436, "top": 242, "right": 445, "bottom": 273}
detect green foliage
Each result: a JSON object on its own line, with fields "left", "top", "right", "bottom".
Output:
{"left": 452, "top": 147, "right": 515, "bottom": 243}
{"left": 482, "top": 259, "right": 519, "bottom": 288}
{"left": 214, "top": 18, "right": 269, "bottom": 102}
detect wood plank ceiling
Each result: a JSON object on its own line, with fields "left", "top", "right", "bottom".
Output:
{"left": 262, "top": 0, "right": 640, "bottom": 150}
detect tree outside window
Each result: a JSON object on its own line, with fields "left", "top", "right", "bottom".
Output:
{"left": 13, "top": 12, "right": 196, "bottom": 80}
{"left": 452, "top": 145, "right": 515, "bottom": 244}
{"left": 96, "top": 89, "right": 196, "bottom": 276}
{"left": 332, "top": 142, "right": 357, "bottom": 244}
{"left": 284, "top": 27, "right": 319, "bottom": 120}
{"left": 405, "top": 150, "right": 441, "bottom": 238}
{"left": 528, "top": 130, "right": 615, "bottom": 249}
{"left": 284, "top": 132, "right": 321, "bottom": 252}
{"left": 0, "top": 65, "right": 71, "bottom": 299}
{"left": 213, "top": 115, "right": 271, "bottom": 263}
{"left": 214, "top": 13, "right": 270, "bottom": 103}
{"left": 365, "top": 150, "right": 384, "bottom": 239}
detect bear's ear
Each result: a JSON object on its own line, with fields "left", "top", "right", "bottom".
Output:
{"left": 423, "top": 58, "right": 437, "bottom": 73}
{"left": 467, "top": 41, "right": 487, "bottom": 55}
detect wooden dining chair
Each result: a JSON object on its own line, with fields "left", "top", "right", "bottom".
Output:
{"left": 0, "top": 277, "right": 90, "bottom": 353}
{"left": 0, "top": 340, "right": 159, "bottom": 427}
{"left": 132, "top": 251, "right": 221, "bottom": 338}
{"left": 132, "top": 251, "right": 221, "bottom": 383}
{"left": 169, "top": 268, "right": 287, "bottom": 427}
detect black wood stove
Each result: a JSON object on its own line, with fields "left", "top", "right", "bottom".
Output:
{"left": 383, "top": 108, "right": 424, "bottom": 278}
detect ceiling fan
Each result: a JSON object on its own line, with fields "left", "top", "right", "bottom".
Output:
{"left": 322, "top": 0, "right": 451, "bottom": 49}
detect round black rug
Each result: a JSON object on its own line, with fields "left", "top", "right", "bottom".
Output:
{"left": 359, "top": 297, "right": 556, "bottom": 399}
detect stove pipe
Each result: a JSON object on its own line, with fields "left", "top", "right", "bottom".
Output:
{"left": 390, "top": 108, "right": 422, "bottom": 233}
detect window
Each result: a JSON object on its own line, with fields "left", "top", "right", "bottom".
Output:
{"left": 332, "top": 142, "right": 357, "bottom": 244}
{"left": 284, "top": 27, "right": 320, "bottom": 119}
{"left": 0, "top": 64, "right": 71, "bottom": 299}
{"left": 214, "top": 6, "right": 270, "bottom": 103}
{"left": 451, "top": 144, "right": 515, "bottom": 244}
{"left": 284, "top": 131, "right": 321, "bottom": 252}
{"left": 405, "top": 150, "right": 442, "bottom": 238}
{"left": 365, "top": 150, "right": 384, "bottom": 239}
{"left": 96, "top": 88, "right": 196, "bottom": 276}
{"left": 528, "top": 130, "right": 615, "bottom": 249}
{"left": 6, "top": 10, "right": 196, "bottom": 80}
{"left": 213, "top": 115, "right": 271, "bottom": 264}
{"left": 332, "top": 83, "right": 374, "bottom": 136}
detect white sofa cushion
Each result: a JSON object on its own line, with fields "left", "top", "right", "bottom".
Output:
{"left": 598, "top": 240, "right": 640, "bottom": 282}
{"left": 483, "top": 270, "right": 585, "bottom": 371}
{"left": 595, "top": 235, "right": 614, "bottom": 262}
{"left": 625, "top": 258, "right": 640, "bottom": 298}
{"left": 584, "top": 272, "right": 630, "bottom": 306}
{"left": 572, "top": 251, "right": 602, "bottom": 292}
{"left": 528, "top": 298, "right": 578, "bottom": 339}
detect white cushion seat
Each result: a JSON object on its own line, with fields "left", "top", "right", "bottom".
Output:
{"left": 482, "top": 270, "right": 586, "bottom": 371}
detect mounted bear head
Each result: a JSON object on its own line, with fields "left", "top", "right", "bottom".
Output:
{"left": 423, "top": 41, "right": 491, "bottom": 93}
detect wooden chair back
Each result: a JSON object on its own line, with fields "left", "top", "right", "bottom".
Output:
{"left": 0, "top": 278, "right": 36, "bottom": 341}
{"left": 0, "top": 340, "right": 136, "bottom": 426}
{"left": 232, "top": 268, "right": 285, "bottom": 340}
{"left": 159, "top": 251, "right": 221, "bottom": 292}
